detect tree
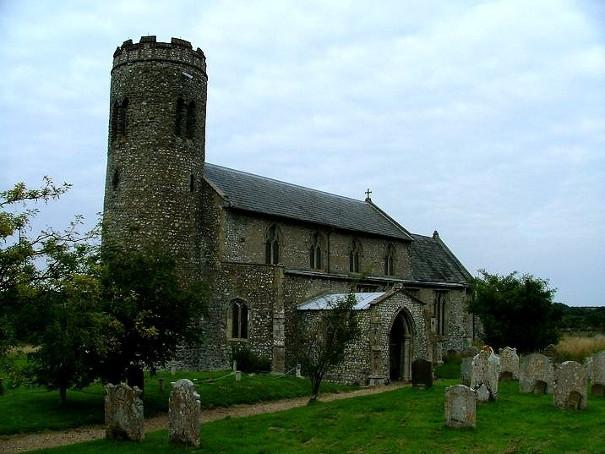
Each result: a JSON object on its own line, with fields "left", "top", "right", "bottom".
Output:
{"left": 0, "top": 177, "right": 92, "bottom": 354}
{"left": 292, "top": 293, "right": 360, "bottom": 402}
{"left": 470, "top": 270, "right": 563, "bottom": 353}
{"left": 97, "top": 247, "right": 207, "bottom": 387}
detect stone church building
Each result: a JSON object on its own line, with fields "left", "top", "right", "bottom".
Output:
{"left": 103, "top": 36, "right": 477, "bottom": 385}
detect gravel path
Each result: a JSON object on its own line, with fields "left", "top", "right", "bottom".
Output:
{"left": 0, "top": 383, "right": 406, "bottom": 453}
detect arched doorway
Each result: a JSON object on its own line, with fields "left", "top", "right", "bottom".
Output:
{"left": 389, "top": 310, "right": 414, "bottom": 381}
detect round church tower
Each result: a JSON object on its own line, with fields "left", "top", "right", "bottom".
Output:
{"left": 103, "top": 36, "right": 207, "bottom": 277}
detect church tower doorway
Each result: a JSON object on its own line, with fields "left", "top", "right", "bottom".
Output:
{"left": 389, "top": 310, "right": 414, "bottom": 381}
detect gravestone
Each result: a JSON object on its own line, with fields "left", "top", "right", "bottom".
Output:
{"left": 445, "top": 384, "right": 477, "bottom": 428}
{"left": 543, "top": 344, "right": 557, "bottom": 357}
{"left": 105, "top": 383, "right": 144, "bottom": 441}
{"left": 584, "top": 357, "right": 593, "bottom": 382}
{"left": 591, "top": 351, "right": 605, "bottom": 396}
{"left": 460, "top": 357, "right": 473, "bottom": 386}
{"left": 519, "top": 353, "right": 554, "bottom": 394}
{"left": 412, "top": 359, "right": 433, "bottom": 388}
{"left": 476, "top": 383, "right": 490, "bottom": 402}
{"left": 553, "top": 361, "right": 587, "bottom": 410}
{"left": 470, "top": 347, "right": 500, "bottom": 400}
{"left": 498, "top": 347, "right": 519, "bottom": 381}
{"left": 169, "top": 379, "right": 201, "bottom": 447}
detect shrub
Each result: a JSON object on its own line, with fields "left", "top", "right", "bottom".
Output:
{"left": 231, "top": 345, "right": 271, "bottom": 373}
{"left": 554, "top": 334, "right": 605, "bottom": 362}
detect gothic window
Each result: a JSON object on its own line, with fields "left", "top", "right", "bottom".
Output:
{"left": 231, "top": 299, "right": 248, "bottom": 339}
{"left": 349, "top": 239, "right": 362, "bottom": 273}
{"left": 265, "top": 224, "right": 280, "bottom": 265}
{"left": 309, "top": 233, "right": 323, "bottom": 270}
{"left": 175, "top": 97, "right": 186, "bottom": 136}
{"left": 384, "top": 243, "right": 395, "bottom": 276}
{"left": 433, "top": 291, "right": 448, "bottom": 336}
{"left": 186, "top": 101, "right": 196, "bottom": 139}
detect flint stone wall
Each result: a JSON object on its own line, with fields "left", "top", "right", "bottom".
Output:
{"left": 553, "top": 361, "right": 587, "bottom": 410}
{"left": 169, "top": 379, "right": 201, "bottom": 446}
{"left": 519, "top": 353, "right": 554, "bottom": 394}
{"left": 104, "top": 383, "right": 144, "bottom": 441}
{"left": 445, "top": 384, "right": 477, "bottom": 428}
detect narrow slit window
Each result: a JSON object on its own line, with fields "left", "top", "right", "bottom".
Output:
{"left": 231, "top": 300, "right": 249, "bottom": 339}
{"left": 186, "top": 101, "right": 196, "bottom": 139}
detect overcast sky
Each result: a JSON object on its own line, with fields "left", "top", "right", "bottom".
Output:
{"left": 1, "top": 0, "right": 604, "bottom": 307}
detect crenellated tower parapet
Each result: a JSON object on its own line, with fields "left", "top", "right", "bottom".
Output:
{"left": 112, "top": 36, "right": 207, "bottom": 74}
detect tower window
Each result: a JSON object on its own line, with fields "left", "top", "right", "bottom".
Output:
{"left": 111, "top": 98, "right": 128, "bottom": 140}
{"left": 231, "top": 299, "right": 249, "bottom": 339}
{"left": 309, "top": 233, "right": 323, "bottom": 270}
{"left": 189, "top": 174, "right": 195, "bottom": 192}
{"left": 349, "top": 239, "right": 362, "bottom": 273}
{"left": 265, "top": 224, "right": 280, "bottom": 265}
{"left": 186, "top": 101, "right": 196, "bottom": 139}
{"left": 112, "top": 168, "right": 120, "bottom": 191}
{"left": 384, "top": 243, "right": 395, "bottom": 276}
{"left": 175, "top": 98, "right": 186, "bottom": 137}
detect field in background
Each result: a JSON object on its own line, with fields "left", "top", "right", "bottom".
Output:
{"left": 555, "top": 334, "right": 605, "bottom": 362}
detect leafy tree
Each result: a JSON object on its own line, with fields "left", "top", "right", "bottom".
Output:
{"left": 98, "top": 247, "right": 207, "bottom": 387}
{"left": 470, "top": 270, "right": 563, "bottom": 353}
{"left": 292, "top": 293, "right": 360, "bottom": 402}
{"left": 0, "top": 177, "right": 93, "bottom": 354}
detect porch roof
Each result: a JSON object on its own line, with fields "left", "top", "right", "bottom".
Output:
{"left": 297, "top": 292, "right": 386, "bottom": 311}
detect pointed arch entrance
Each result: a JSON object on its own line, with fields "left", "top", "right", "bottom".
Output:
{"left": 389, "top": 310, "right": 414, "bottom": 381}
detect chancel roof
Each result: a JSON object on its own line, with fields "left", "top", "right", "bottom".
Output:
{"left": 410, "top": 234, "right": 472, "bottom": 284}
{"left": 297, "top": 292, "right": 386, "bottom": 311}
{"left": 204, "top": 163, "right": 413, "bottom": 241}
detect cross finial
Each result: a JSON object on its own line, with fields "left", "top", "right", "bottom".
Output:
{"left": 365, "top": 188, "right": 372, "bottom": 201}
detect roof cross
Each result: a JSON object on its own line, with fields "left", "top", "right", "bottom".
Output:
{"left": 365, "top": 188, "right": 372, "bottom": 201}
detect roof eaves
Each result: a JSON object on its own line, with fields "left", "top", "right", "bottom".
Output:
{"left": 203, "top": 174, "right": 231, "bottom": 206}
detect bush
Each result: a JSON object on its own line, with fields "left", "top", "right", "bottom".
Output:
{"left": 554, "top": 334, "right": 605, "bottom": 362}
{"left": 231, "top": 345, "right": 271, "bottom": 373}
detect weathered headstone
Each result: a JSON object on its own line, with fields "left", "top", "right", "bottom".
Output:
{"left": 235, "top": 371, "right": 242, "bottom": 382}
{"left": 104, "top": 383, "right": 144, "bottom": 441}
{"left": 460, "top": 357, "right": 473, "bottom": 386}
{"left": 412, "top": 359, "right": 433, "bottom": 388}
{"left": 445, "top": 384, "right": 477, "bottom": 428}
{"left": 519, "top": 353, "right": 554, "bottom": 394}
{"left": 476, "top": 383, "right": 490, "bottom": 402}
{"left": 169, "top": 379, "right": 201, "bottom": 447}
{"left": 584, "top": 357, "right": 593, "bottom": 382}
{"left": 470, "top": 347, "right": 500, "bottom": 400}
{"left": 296, "top": 364, "right": 302, "bottom": 378}
{"left": 553, "top": 361, "right": 587, "bottom": 410}
{"left": 543, "top": 344, "right": 557, "bottom": 357}
{"left": 498, "top": 347, "right": 519, "bottom": 381}
{"left": 591, "top": 351, "right": 605, "bottom": 396}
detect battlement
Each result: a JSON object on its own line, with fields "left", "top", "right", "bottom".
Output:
{"left": 112, "top": 36, "right": 206, "bottom": 74}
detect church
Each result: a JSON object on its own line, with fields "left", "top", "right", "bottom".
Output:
{"left": 103, "top": 36, "right": 477, "bottom": 385}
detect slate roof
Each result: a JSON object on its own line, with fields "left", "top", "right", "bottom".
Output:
{"left": 409, "top": 234, "right": 472, "bottom": 284}
{"left": 204, "top": 163, "right": 413, "bottom": 240}
{"left": 298, "top": 292, "right": 386, "bottom": 311}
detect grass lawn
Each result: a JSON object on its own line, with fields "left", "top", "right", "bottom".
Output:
{"left": 37, "top": 380, "right": 605, "bottom": 454}
{"left": 0, "top": 370, "right": 354, "bottom": 435}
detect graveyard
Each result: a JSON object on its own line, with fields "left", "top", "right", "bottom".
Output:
{"left": 24, "top": 379, "right": 605, "bottom": 453}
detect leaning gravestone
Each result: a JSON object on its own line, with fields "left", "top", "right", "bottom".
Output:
{"left": 169, "top": 379, "right": 201, "bottom": 447}
{"left": 591, "top": 351, "right": 605, "bottom": 396}
{"left": 553, "top": 361, "right": 587, "bottom": 410}
{"left": 412, "top": 359, "right": 433, "bottom": 388}
{"left": 445, "top": 384, "right": 477, "bottom": 428}
{"left": 105, "top": 383, "right": 144, "bottom": 441}
{"left": 519, "top": 353, "right": 554, "bottom": 394}
{"left": 470, "top": 347, "right": 500, "bottom": 400}
{"left": 498, "top": 347, "right": 519, "bottom": 381}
